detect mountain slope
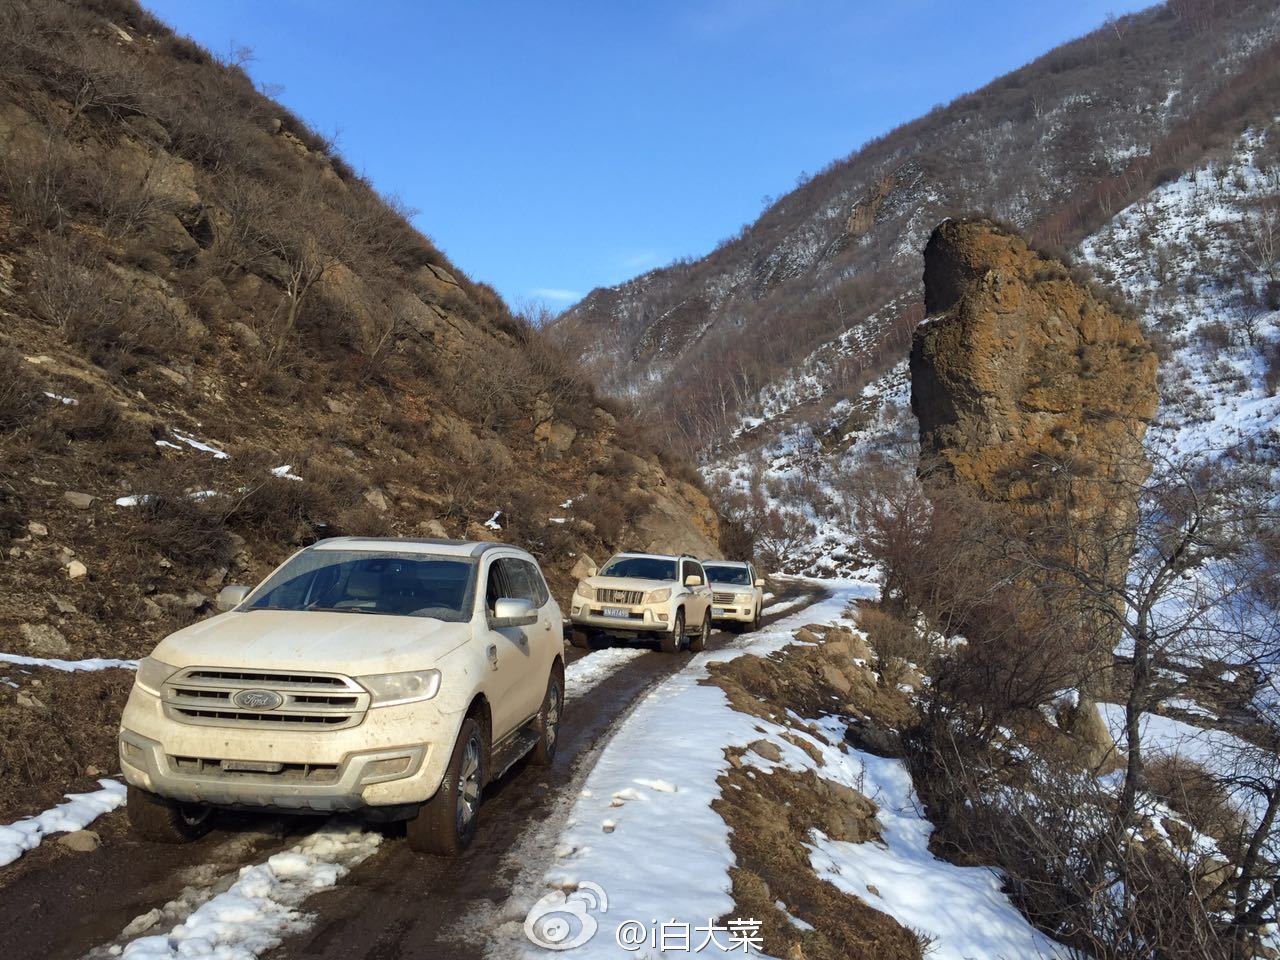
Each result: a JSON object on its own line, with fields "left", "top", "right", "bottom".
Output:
{"left": 0, "top": 0, "right": 717, "bottom": 816}
{"left": 555, "top": 0, "right": 1280, "bottom": 456}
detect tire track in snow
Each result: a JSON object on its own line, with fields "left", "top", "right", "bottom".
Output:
{"left": 84, "top": 824, "right": 380, "bottom": 960}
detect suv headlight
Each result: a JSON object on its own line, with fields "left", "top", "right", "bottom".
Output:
{"left": 357, "top": 669, "right": 441, "bottom": 707}
{"left": 646, "top": 588, "right": 671, "bottom": 603}
{"left": 574, "top": 581, "right": 594, "bottom": 600}
{"left": 136, "top": 656, "right": 178, "bottom": 695}
{"left": 735, "top": 593, "right": 753, "bottom": 604}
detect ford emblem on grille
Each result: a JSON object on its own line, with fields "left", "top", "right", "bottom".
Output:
{"left": 233, "top": 689, "right": 284, "bottom": 710}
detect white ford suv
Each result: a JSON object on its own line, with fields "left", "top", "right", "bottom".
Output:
{"left": 118, "top": 537, "right": 564, "bottom": 856}
{"left": 569, "top": 552, "right": 713, "bottom": 654}
{"left": 704, "top": 560, "right": 765, "bottom": 633}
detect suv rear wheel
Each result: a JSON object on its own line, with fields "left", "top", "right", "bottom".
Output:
{"left": 407, "top": 717, "right": 486, "bottom": 856}
{"left": 661, "top": 610, "right": 684, "bottom": 654}
{"left": 530, "top": 668, "right": 564, "bottom": 766}
{"left": 126, "top": 785, "right": 212, "bottom": 843}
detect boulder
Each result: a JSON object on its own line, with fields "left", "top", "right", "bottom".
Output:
{"left": 911, "top": 219, "right": 1157, "bottom": 525}
{"left": 66, "top": 559, "right": 88, "bottom": 580}
{"left": 910, "top": 219, "right": 1158, "bottom": 761}
{"left": 56, "top": 830, "right": 101, "bottom": 853}
{"left": 20, "top": 623, "right": 69, "bottom": 656}
{"left": 570, "top": 554, "right": 598, "bottom": 580}
{"left": 63, "top": 491, "right": 95, "bottom": 509}
{"left": 748, "top": 739, "right": 782, "bottom": 762}
{"left": 27, "top": 521, "right": 48, "bottom": 537}
{"left": 534, "top": 419, "right": 577, "bottom": 458}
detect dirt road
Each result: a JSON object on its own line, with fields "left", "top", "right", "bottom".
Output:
{"left": 0, "top": 582, "right": 825, "bottom": 960}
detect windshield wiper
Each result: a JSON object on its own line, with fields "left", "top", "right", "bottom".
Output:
{"left": 305, "top": 605, "right": 374, "bottom": 614}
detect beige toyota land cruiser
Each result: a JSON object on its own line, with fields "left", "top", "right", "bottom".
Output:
{"left": 703, "top": 560, "right": 765, "bottom": 633}
{"left": 118, "top": 537, "right": 564, "bottom": 856}
{"left": 568, "top": 552, "right": 713, "bottom": 654}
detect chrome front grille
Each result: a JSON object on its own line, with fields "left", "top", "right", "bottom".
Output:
{"left": 713, "top": 592, "right": 736, "bottom": 604}
{"left": 596, "top": 588, "right": 644, "bottom": 605}
{"left": 162, "top": 667, "right": 369, "bottom": 730}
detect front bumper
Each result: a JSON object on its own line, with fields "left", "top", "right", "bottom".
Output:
{"left": 711, "top": 603, "right": 756, "bottom": 623}
{"left": 118, "top": 686, "right": 454, "bottom": 811}
{"left": 570, "top": 602, "right": 675, "bottom": 636}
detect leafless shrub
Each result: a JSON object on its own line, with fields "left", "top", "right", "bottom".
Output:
{"left": 857, "top": 603, "right": 928, "bottom": 684}
{"left": 127, "top": 460, "right": 234, "bottom": 571}
{"left": 0, "top": 349, "right": 42, "bottom": 432}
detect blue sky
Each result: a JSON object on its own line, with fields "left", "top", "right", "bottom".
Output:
{"left": 144, "top": 0, "right": 1152, "bottom": 312}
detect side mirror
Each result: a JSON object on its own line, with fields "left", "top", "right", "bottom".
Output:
{"left": 492, "top": 597, "right": 537, "bottom": 628}
{"left": 754, "top": 579, "right": 765, "bottom": 588}
{"left": 684, "top": 574, "right": 703, "bottom": 587}
{"left": 216, "top": 585, "right": 251, "bottom": 612}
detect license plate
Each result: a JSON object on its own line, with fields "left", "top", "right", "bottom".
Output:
{"left": 603, "top": 607, "right": 629, "bottom": 618}
{"left": 221, "top": 759, "right": 284, "bottom": 773}
{"left": 713, "top": 607, "right": 729, "bottom": 617}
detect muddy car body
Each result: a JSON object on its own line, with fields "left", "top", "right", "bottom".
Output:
{"left": 569, "top": 552, "right": 713, "bottom": 654}
{"left": 118, "top": 537, "right": 564, "bottom": 854}
{"left": 703, "top": 560, "right": 765, "bottom": 633}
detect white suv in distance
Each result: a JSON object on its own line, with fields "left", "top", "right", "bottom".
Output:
{"left": 569, "top": 553, "right": 713, "bottom": 654}
{"left": 118, "top": 537, "right": 564, "bottom": 856}
{"left": 704, "top": 560, "right": 765, "bottom": 633}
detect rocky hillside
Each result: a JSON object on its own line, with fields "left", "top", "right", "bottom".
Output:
{"left": 555, "top": 0, "right": 1280, "bottom": 458}
{"left": 0, "top": 0, "right": 719, "bottom": 814}
{"left": 552, "top": 0, "right": 1280, "bottom": 577}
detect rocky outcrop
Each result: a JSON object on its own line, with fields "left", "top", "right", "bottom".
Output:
{"left": 911, "top": 218, "right": 1157, "bottom": 532}
{"left": 910, "top": 219, "right": 1158, "bottom": 761}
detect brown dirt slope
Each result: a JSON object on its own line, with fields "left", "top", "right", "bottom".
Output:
{"left": 706, "top": 624, "right": 924, "bottom": 960}
{"left": 0, "top": 0, "right": 717, "bottom": 816}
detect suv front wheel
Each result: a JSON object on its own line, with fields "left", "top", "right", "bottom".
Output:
{"left": 661, "top": 610, "right": 684, "bottom": 654}
{"left": 126, "top": 785, "right": 212, "bottom": 843}
{"left": 408, "top": 717, "right": 486, "bottom": 856}
{"left": 689, "top": 613, "right": 710, "bottom": 652}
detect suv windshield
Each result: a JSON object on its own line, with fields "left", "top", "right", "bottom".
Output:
{"left": 599, "top": 556, "right": 678, "bottom": 581}
{"left": 704, "top": 564, "right": 751, "bottom": 586}
{"left": 246, "top": 550, "right": 478, "bottom": 621}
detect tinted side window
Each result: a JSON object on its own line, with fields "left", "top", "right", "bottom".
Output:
{"left": 692, "top": 562, "right": 706, "bottom": 585}
{"left": 517, "top": 560, "right": 550, "bottom": 606}
{"left": 485, "top": 559, "right": 514, "bottom": 614}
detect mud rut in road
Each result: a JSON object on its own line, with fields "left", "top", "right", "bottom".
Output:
{"left": 0, "top": 581, "right": 826, "bottom": 960}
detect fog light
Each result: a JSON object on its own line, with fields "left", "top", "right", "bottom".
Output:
{"left": 657, "top": 612, "right": 669, "bottom": 622}
{"left": 120, "top": 737, "right": 144, "bottom": 764}
{"left": 363, "top": 756, "right": 412, "bottom": 781}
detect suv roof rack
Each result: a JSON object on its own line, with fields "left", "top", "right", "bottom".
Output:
{"left": 310, "top": 536, "right": 513, "bottom": 559}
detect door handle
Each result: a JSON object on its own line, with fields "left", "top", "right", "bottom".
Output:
{"left": 486, "top": 644, "right": 498, "bottom": 669}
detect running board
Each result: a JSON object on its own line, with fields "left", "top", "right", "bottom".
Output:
{"left": 490, "top": 726, "right": 540, "bottom": 781}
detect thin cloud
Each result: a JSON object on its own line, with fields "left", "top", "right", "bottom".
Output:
{"left": 618, "top": 249, "right": 662, "bottom": 271}
{"left": 530, "top": 287, "right": 583, "bottom": 303}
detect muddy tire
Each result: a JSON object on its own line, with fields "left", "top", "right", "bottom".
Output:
{"left": 661, "top": 611, "right": 684, "bottom": 654}
{"left": 689, "top": 612, "right": 710, "bottom": 652}
{"left": 569, "top": 629, "right": 591, "bottom": 650}
{"left": 530, "top": 667, "right": 564, "bottom": 766}
{"left": 407, "top": 717, "right": 486, "bottom": 856}
{"left": 752, "top": 604, "right": 762, "bottom": 632}
{"left": 126, "top": 785, "right": 212, "bottom": 843}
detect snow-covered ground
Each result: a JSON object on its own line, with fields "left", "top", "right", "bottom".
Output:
{"left": 564, "top": 647, "right": 649, "bottom": 700}
{"left": 0, "top": 779, "right": 126, "bottom": 867}
{"left": 507, "top": 579, "right": 1069, "bottom": 959}
{"left": 91, "top": 825, "right": 380, "bottom": 960}
{"left": 0, "top": 652, "right": 137, "bottom": 672}
{"left": 806, "top": 713, "right": 1069, "bottom": 960}
{"left": 1080, "top": 120, "right": 1280, "bottom": 469}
